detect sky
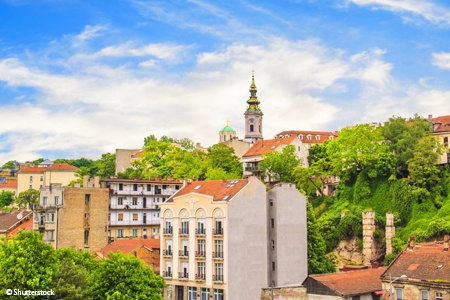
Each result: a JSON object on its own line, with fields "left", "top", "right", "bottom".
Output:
{"left": 1, "top": 0, "right": 450, "bottom": 164}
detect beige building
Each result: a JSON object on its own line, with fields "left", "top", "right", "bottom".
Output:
{"left": 428, "top": 114, "right": 450, "bottom": 165}
{"left": 276, "top": 130, "right": 339, "bottom": 149}
{"left": 100, "top": 178, "right": 182, "bottom": 240}
{"left": 17, "top": 161, "right": 78, "bottom": 194}
{"left": 160, "top": 177, "right": 307, "bottom": 300}
{"left": 33, "top": 185, "right": 109, "bottom": 252}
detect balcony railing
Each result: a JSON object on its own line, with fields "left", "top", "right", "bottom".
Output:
{"left": 245, "top": 166, "right": 261, "bottom": 172}
{"left": 162, "top": 271, "right": 172, "bottom": 278}
{"left": 163, "top": 227, "right": 173, "bottom": 235}
{"left": 179, "top": 250, "right": 189, "bottom": 257}
{"left": 213, "top": 274, "right": 223, "bottom": 282}
{"left": 196, "top": 228, "right": 206, "bottom": 235}
{"left": 163, "top": 249, "right": 172, "bottom": 256}
{"left": 179, "top": 228, "right": 189, "bottom": 235}
{"left": 213, "top": 228, "right": 224, "bottom": 236}
{"left": 195, "top": 251, "right": 205, "bottom": 258}
{"left": 195, "top": 273, "right": 205, "bottom": 281}
{"left": 213, "top": 251, "right": 223, "bottom": 259}
{"left": 179, "top": 272, "right": 189, "bottom": 280}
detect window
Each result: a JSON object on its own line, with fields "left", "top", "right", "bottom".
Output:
{"left": 316, "top": 135, "right": 320, "bottom": 140}
{"left": 250, "top": 124, "right": 254, "bottom": 132}
{"left": 436, "top": 292, "right": 443, "bottom": 300}
{"left": 146, "top": 184, "right": 151, "bottom": 191}
{"left": 118, "top": 183, "right": 123, "bottom": 190}
{"left": 395, "top": 288, "right": 403, "bottom": 300}
{"left": 307, "top": 135, "right": 312, "bottom": 140}
{"left": 165, "top": 219, "right": 172, "bottom": 234}
{"left": 272, "top": 261, "right": 276, "bottom": 271}
{"left": 197, "top": 218, "right": 205, "bottom": 234}
{"left": 162, "top": 185, "right": 167, "bottom": 189}
{"left": 181, "top": 262, "right": 188, "bottom": 278}
{"left": 181, "top": 218, "right": 189, "bottom": 234}
{"left": 118, "top": 197, "right": 123, "bottom": 205}
{"left": 85, "top": 194, "right": 90, "bottom": 205}
{"left": 271, "top": 218, "right": 275, "bottom": 228}
{"left": 133, "top": 184, "right": 138, "bottom": 191}
{"left": 188, "top": 287, "right": 197, "bottom": 300}
{"left": 45, "top": 230, "right": 54, "bottom": 241}
{"left": 421, "top": 291, "right": 429, "bottom": 300}
{"left": 197, "top": 262, "right": 205, "bottom": 279}
{"left": 215, "top": 263, "right": 223, "bottom": 281}
{"left": 215, "top": 240, "right": 223, "bottom": 258}
{"left": 201, "top": 288, "right": 210, "bottom": 300}
{"left": 54, "top": 196, "right": 59, "bottom": 205}
{"left": 132, "top": 229, "right": 138, "bottom": 237}
{"left": 444, "top": 137, "right": 448, "bottom": 146}
{"left": 46, "top": 213, "right": 54, "bottom": 222}
{"left": 133, "top": 213, "right": 138, "bottom": 221}
{"left": 118, "top": 229, "right": 123, "bottom": 238}
{"left": 197, "top": 239, "right": 205, "bottom": 256}
{"left": 215, "top": 219, "right": 223, "bottom": 235}
{"left": 271, "top": 240, "right": 275, "bottom": 249}
{"left": 118, "top": 213, "right": 123, "bottom": 221}
{"left": 175, "top": 185, "right": 180, "bottom": 190}
{"left": 132, "top": 197, "right": 138, "bottom": 205}
{"left": 29, "top": 176, "right": 33, "bottom": 183}
{"left": 214, "top": 289, "right": 224, "bottom": 300}
{"left": 43, "top": 197, "right": 48, "bottom": 206}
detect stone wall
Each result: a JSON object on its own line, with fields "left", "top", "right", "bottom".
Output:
{"left": 261, "top": 286, "right": 307, "bottom": 300}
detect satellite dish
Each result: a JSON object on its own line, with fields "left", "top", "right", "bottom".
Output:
{"left": 17, "top": 213, "right": 23, "bottom": 220}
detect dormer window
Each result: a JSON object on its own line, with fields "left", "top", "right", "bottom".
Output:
{"left": 316, "top": 135, "right": 320, "bottom": 141}
{"left": 298, "top": 134, "right": 303, "bottom": 140}
{"left": 307, "top": 135, "right": 312, "bottom": 141}
{"left": 329, "top": 136, "right": 334, "bottom": 140}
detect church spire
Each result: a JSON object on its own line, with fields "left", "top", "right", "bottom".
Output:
{"left": 246, "top": 70, "right": 261, "bottom": 114}
{"left": 244, "top": 70, "right": 263, "bottom": 142}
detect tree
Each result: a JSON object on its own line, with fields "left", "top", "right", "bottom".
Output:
{"left": 95, "top": 153, "right": 116, "bottom": 178}
{"left": 259, "top": 145, "right": 302, "bottom": 182}
{"left": 0, "top": 190, "right": 15, "bottom": 207}
{"left": 1, "top": 160, "right": 18, "bottom": 169}
{"left": 15, "top": 189, "right": 39, "bottom": 209}
{"left": 205, "top": 143, "right": 242, "bottom": 179}
{"left": 0, "top": 230, "right": 55, "bottom": 298}
{"left": 89, "top": 251, "right": 165, "bottom": 300}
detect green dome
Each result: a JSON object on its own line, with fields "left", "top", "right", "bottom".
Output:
{"left": 220, "top": 125, "right": 236, "bottom": 133}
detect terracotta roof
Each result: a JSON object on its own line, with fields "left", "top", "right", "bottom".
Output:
{"left": 0, "top": 180, "right": 17, "bottom": 189}
{"left": 243, "top": 136, "right": 296, "bottom": 157}
{"left": 277, "top": 130, "right": 339, "bottom": 144}
{"left": 98, "top": 238, "right": 160, "bottom": 256}
{"left": 19, "top": 163, "right": 78, "bottom": 173}
{"left": 167, "top": 179, "right": 249, "bottom": 202}
{"left": 381, "top": 242, "right": 450, "bottom": 282}
{"left": 8, "top": 217, "right": 33, "bottom": 236}
{"left": 430, "top": 115, "right": 450, "bottom": 133}
{"left": 0, "top": 210, "right": 32, "bottom": 232}
{"left": 100, "top": 178, "right": 182, "bottom": 185}
{"left": 306, "top": 267, "right": 387, "bottom": 296}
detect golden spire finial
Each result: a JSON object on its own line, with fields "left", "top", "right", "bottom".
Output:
{"left": 226, "top": 119, "right": 229, "bottom": 126}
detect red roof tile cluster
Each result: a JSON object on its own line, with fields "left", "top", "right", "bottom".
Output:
{"left": 168, "top": 179, "right": 249, "bottom": 202}
{"left": 0, "top": 210, "right": 32, "bottom": 232}
{"left": 382, "top": 242, "right": 450, "bottom": 282}
{"left": 306, "top": 267, "right": 387, "bottom": 296}
{"left": 430, "top": 115, "right": 450, "bottom": 133}
{"left": 243, "top": 136, "right": 296, "bottom": 157}
{"left": 0, "top": 180, "right": 17, "bottom": 189}
{"left": 19, "top": 163, "right": 78, "bottom": 173}
{"left": 277, "top": 130, "right": 339, "bottom": 144}
{"left": 98, "top": 238, "right": 160, "bottom": 256}
{"left": 8, "top": 217, "right": 33, "bottom": 236}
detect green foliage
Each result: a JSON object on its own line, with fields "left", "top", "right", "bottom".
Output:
{"left": 353, "top": 170, "right": 372, "bottom": 203}
{"left": 0, "top": 231, "right": 55, "bottom": 298}
{"left": 89, "top": 251, "right": 165, "bottom": 300}
{"left": 206, "top": 143, "right": 242, "bottom": 179}
{"left": 1, "top": 160, "right": 18, "bottom": 169}
{"left": 0, "top": 190, "right": 15, "bottom": 207}
{"left": 15, "top": 189, "right": 39, "bottom": 209}
{"left": 384, "top": 253, "right": 397, "bottom": 266}
{"left": 260, "top": 145, "right": 302, "bottom": 183}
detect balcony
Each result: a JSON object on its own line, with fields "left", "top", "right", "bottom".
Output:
{"left": 162, "top": 271, "right": 172, "bottom": 278}
{"left": 213, "top": 252, "right": 223, "bottom": 259}
{"left": 213, "top": 228, "right": 224, "bottom": 236}
{"left": 179, "top": 228, "right": 189, "bottom": 236}
{"left": 213, "top": 274, "right": 224, "bottom": 282}
{"left": 163, "top": 249, "right": 172, "bottom": 257}
{"left": 195, "top": 251, "right": 205, "bottom": 258}
{"left": 195, "top": 228, "right": 206, "bottom": 235}
{"left": 179, "top": 250, "right": 189, "bottom": 258}
{"left": 178, "top": 272, "right": 189, "bottom": 280}
{"left": 163, "top": 227, "right": 173, "bottom": 235}
{"left": 244, "top": 166, "right": 260, "bottom": 172}
{"left": 195, "top": 274, "right": 205, "bottom": 281}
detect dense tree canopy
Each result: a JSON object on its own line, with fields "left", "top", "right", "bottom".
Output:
{"left": 259, "top": 145, "right": 302, "bottom": 182}
{"left": 0, "top": 190, "right": 15, "bottom": 207}
{"left": 15, "top": 189, "right": 39, "bottom": 210}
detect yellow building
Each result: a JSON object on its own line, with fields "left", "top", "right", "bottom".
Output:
{"left": 429, "top": 114, "right": 450, "bottom": 164}
{"left": 17, "top": 161, "right": 78, "bottom": 194}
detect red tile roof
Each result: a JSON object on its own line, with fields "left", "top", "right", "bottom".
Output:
{"left": 305, "top": 267, "right": 387, "bottom": 296}
{"left": 19, "top": 163, "right": 78, "bottom": 173}
{"left": 168, "top": 179, "right": 249, "bottom": 202}
{"left": 0, "top": 210, "right": 32, "bottom": 232}
{"left": 0, "top": 180, "right": 17, "bottom": 189}
{"left": 98, "top": 238, "right": 160, "bottom": 256}
{"left": 430, "top": 115, "right": 450, "bottom": 133}
{"left": 381, "top": 242, "right": 450, "bottom": 282}
{"left": 277, "top": 130, "right": 339, "bottom": 144}
{"left": 8, "top": 217, "right": 33, "bottom": 237}
{"left": 243, "top": 136, "right": 296, "bottom": 157}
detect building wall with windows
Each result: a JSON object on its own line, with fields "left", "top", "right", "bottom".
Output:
{"left": 100, "top": 178, "right": 182, "bottom": 240}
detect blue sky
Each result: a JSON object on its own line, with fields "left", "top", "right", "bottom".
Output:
{"left": 1, "top": 0, "right": 450, "bottom": 164}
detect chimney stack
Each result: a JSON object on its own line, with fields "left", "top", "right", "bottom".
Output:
{"left": 444, "top": 235, "right": 449, "bottom": 251}
{"left": 409, "top": 235, "right": 415, "bottom": 248}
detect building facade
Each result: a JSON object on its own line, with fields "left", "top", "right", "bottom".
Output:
{"left": 33, "top": 185, "right": 109, "bottom": 252}
{"left": 160, "top": 177, "right": 307, "bottom": 300}
{"left": 276, "top": 130, "right": 339, "bottom": 149}
{"left": 100, "top": 178, "right": 182, "bottom": 240}
{"left": 428, "top": 114, "right": 450, "bottom": 165}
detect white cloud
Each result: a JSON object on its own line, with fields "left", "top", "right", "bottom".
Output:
{"left": 74, "top": 25, "right": 106, "bottom": 42}
{"left": 432, "top": 52, "right": 450, "bottom": 70}
{"left": 345, "top": 0, "right": 450, "bottom": 26}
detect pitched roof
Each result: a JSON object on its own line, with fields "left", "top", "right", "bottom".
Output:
{"left": 167, "top": 179, "right": 249, "bottom": 202}
{"left": 98, "top": 238, "right": 160, "bottom": 256}
{"left": 381, "top": 242, "right": 450, "bottom": 282}
{"left": 0, "top": 180, "right": 17, "bottom": 189}
{"left": 243, "top": 136, "right": 296, "bottom": 157}
{"left": 305, "top": 267, "right": 387, "bottom": 296}
{"left": 430, "top": 115, "right": 450, "bottom": 133}
{"left": 0, "top": 210, "right": 32, "bottom": 232}
{"left": 19, "top": 163, "right": 78, "bottom": 173}
{"left": 277, "top": 130, "right": 338, "bottom": 144}
{"left": 8, "top": 217, "right": 33, "bottom": 236}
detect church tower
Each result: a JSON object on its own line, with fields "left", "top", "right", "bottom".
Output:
{"left": 244, "top": 71, "right": 263, "bottom": 143}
